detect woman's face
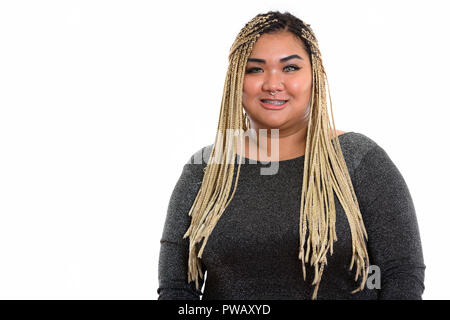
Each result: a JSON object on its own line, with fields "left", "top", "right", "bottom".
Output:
{"left": 242, "top": 31, "right": 312, "bottom": 131}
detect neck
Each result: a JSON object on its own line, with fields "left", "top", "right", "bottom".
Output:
{"left": 236, "top": 126, "right": 308, "bottom": 162}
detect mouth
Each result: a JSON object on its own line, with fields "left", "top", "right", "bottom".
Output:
{"left": 259, "top": 99, "right": 289, "bottom": 110}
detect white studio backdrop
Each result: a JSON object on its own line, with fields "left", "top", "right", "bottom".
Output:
{"left": 0, "top": 0, "right": 448, "bottom": 299}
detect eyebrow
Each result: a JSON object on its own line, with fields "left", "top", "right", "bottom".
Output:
{"left": 247, "top": 54, "right": 303, "bottom": 64}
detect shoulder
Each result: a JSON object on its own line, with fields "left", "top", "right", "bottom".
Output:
{"left": 337, "top": 131, "right": 385, "bottom": 174}
{"left": 338, "top": 131, "right": 380, "bottom": 153}
{"left": 185, "top": 143, "right": 214, "bottom": 166}
{"left": 187, "top": 144, "right": 214, "bottom": 165}
{"left": 180, "top": 143, "right": 214, "bottom": 183}
{"left": 338, "top": 132, "right": 406, "bottom": 192}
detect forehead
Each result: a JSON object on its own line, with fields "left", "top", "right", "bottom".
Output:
{"left": 250, "top": 32, "right": 308, "bottom": 58}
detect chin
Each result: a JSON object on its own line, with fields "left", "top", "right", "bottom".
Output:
{"left": 252, "top": 119, "right": 287, "bottom": 131}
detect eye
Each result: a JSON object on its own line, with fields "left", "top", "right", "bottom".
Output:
{"left": 245, "top": 65, "right": 301, "bottom": 74}
{"left": 245, "top": 67, "right": 262, "bottom": 74}
{"left": 284, "top": 64, "right": 300, "bottom": 72}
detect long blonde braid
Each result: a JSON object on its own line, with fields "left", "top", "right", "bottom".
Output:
{"left": 182, "top": 11, "right": 370, "bottom": 300}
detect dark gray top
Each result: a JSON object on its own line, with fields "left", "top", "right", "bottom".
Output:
{"left": 157, "top": 132, "right": 426, "bottom": 300}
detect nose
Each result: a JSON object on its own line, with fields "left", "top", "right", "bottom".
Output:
{"left": 262, "top": 71, "right": 284, "bottom": 93}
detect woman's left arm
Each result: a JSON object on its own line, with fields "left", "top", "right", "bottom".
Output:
{"left": 353, "top": 144, "right": 426, "bottom": 299}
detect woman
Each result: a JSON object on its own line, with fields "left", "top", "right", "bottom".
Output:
{"left": 157, "top": 11, "right": 425, "bottom": 300}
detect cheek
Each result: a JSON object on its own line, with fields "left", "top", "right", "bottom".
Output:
{"left": 287, "top": 76, "right": 312, "bottom": 96}
{"left": 242, "top": 81, "right": 251, "bottom": 108}
{"left": 242, "top": 77, "right": 261, "bottom": 99}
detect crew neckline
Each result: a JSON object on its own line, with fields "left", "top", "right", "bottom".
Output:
{"left": 236, "top": 131, "right": 355, "bottom": 164}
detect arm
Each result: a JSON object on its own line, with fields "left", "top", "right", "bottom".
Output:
{"left": 157, "top": 160, "right": 207, "bottom": 300}
{"left": 353, "top": 144, "right": 426, "bottom": 299}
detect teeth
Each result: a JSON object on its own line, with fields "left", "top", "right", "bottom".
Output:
{"left": 262, "top": 100, "right": 287, "bottom": 105}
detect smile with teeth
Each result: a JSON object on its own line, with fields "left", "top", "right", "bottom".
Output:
{"left": 260, "top": 99, "right": 289, "bottom": 110}
{"left": 261, "top": 99, "right": 288, "bottom": 105}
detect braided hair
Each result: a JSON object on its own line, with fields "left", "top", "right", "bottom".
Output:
{"left": 182, "top": 10, "right": 370, "bottom": 300}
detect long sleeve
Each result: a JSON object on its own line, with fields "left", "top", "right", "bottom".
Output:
{"left": 353, "top": 144, "right": 426, "bottom": 299}
{"left": 157, "top": 160, "right": 207, "bottom": 300}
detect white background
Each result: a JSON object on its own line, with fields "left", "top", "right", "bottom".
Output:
{"left": 0, "top": 0, "right": 448, "bottom": 299}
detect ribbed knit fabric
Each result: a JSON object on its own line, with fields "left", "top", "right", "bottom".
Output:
{"left": 157, "top": 132, "right": 426, "bottom": 300}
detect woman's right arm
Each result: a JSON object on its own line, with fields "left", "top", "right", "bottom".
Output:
{"left": 157, "top": 156, "right": 207, "bottom": 300}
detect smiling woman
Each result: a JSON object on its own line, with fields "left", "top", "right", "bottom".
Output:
{"left": 243, "top": 34, "right": 312, "bottom": 138}
{"left": 237, "top": 32, "right": 345, "bottom": 161}
{"left": 158, "top": 10, "right": 425, "bottom": 300}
